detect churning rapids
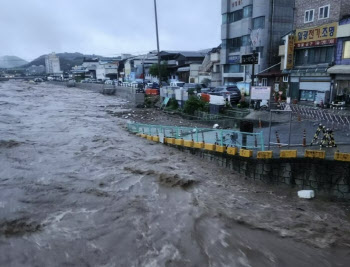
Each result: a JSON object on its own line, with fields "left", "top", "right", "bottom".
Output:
{"left": 0, "top": 80, "right": 349, "bottom": 267}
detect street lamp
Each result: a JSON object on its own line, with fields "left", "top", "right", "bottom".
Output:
{"left": 153, "top": 0, "right": 161, "bottom": 85}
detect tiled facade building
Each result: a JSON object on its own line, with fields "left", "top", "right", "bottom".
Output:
{"left": 283, "top": 0, "right": 350, "bottom": 104}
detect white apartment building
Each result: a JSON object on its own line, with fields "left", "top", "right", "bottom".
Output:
{"left": 45, "top": 53, "right": 62, "bottom": 75}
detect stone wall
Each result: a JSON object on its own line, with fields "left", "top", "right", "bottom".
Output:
{"left": 174, "top": 145, "right": 350, "bottom": 199}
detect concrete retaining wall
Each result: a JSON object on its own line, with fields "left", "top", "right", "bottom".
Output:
{"left": 173, "top": 145, "right": 350, "bottom": 199}
{"left": 49, "top": 82, "right": 144, "bottom": 107}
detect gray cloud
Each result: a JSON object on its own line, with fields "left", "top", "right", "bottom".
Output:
{"left": 0, "top": 0, "right": 221, "bottom": 60}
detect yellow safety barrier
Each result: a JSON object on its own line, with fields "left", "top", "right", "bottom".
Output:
{"left": 305, "top": 150, "right": 326, "bottom": 159}
{"left": 146, "top": 135, "right": 153, "bottom": 141}
{"left": 193, "top": 142, "right": 204, "bottom": 149}
{"left": 140, "top": 134, "right": 147, "bottom": 138}
{"left": 175, "top": 139, "right": 184, "bottom": 146}
{"left": 240, "top": 149, "right": 253, "bottom": 158}
{"left": 334, "top": 152, "right": 350, "bottom": 162}
{"left": 227, "top": 147, "right": 237, "bottom": 156}
{"left": 204, "top": 143, "right": 216, "bottom": 151}
{"left": 216, "top": 145, "right": 226, "bottom": 153}
{"left": 166, "top": 138, "right": 175, "bottom": 144}
{"left": 280, "top": 150, "right": 297, "bottom": 158}
{"left": 152, "top": 136, "right": 160, "bottom": 142}
{"left": 184, "top": 140, "right": 194, "bottom": 148}
{"left": 257, "top": 151, "right": 273, "bottom": 159}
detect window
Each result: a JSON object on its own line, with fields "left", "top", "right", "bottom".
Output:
{"left": 283, "top": 76, "right": 288, "bottom": 83}
{"left": 262, "top": 78, "right": 268, "bottom": 86}
{"left": 241, "top": 35, "right": 251, "bottom": 46}
{"left": 304, "top": 9, "right": 314, "bottom": 23}
{"left": 228, "top": 9, "right": 243, "bottom": 23}
{"left": 228, "top": 37, "right": 242, "bottom": 52}
{"left": 253, "top": 16, "right": 265, "bottom": 29}
{"left": 295, "top": 47, "right": 334, "bottom": 65}
{"left": 319, "top": 5, "right": 330, "bottom": 20}
{"left": 343, "top": 41, "right": 350, "bottom": 59}
{"left": 222, "top": 13, "right": 228, "bottom": 24}
{"left": 256, "top": 47, "right": 264, "bottom": 58}
{"left": 243, "top": 5, "right": 253, "bottom": 18}
{"left": 224, "top": 64, "right": 243, "bottom": 73}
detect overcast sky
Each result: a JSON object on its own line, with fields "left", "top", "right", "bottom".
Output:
{"left": 0, "top": 0, "right": 221, "bottom": 61}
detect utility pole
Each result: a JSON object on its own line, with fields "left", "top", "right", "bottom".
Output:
{"left": 153, "top": 0, "right": 161, "bottom": 85}
{"left": 251, "top": 49, "right": 256, "bottom": 87}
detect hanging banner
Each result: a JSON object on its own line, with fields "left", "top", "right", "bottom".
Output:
{"left": 295, "top": 22, "right": 337, "bottom": 48}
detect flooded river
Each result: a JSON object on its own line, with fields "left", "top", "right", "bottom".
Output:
{"left": 0, "top": 81, "right": 349, "bottom": 267}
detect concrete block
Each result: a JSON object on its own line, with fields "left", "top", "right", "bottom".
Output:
{"left": 240, "top": 149, "right": 253, "bottom": 158}
{"left": 334, "top": 152, "right": 350, "bottom": 162}
{"left": 280, "top": 150, "right": 297, "bottom": 158}
{"left": 227, "top": 147, "right": 237, "bottom": 155}
{"left": 175, "top": 139, "right": 184, "bottom": 146}
{"left": 166, "top": 138, "right": 175, "bottom": 144}
{"left": 193, "top": 142, "right": 204, "bottom": 149}
{"left": 204, "top": 143, "right": 216, "bottom": 151}
{"left": 184, "top": 140, "right": 194, "bottom": 148}
{"left": 146, "top": 135, "right": 153, "bottom": 141}
{"left": 257, "top": 151, "right": 273, "bottom": 159}
{"left": 298, "top": 190, "right": 315, "bottom": 199}
{"left": 305, "top": 150, "right": 326, "bottom": 159}
{"left": 140, "top": 134, "right": 147, "bottom": 138}
{"left": 216, "top": 145, "right": 226, "bottom": 153}
{"left": 152, "top": 136, "right": 160, "bottom": 142}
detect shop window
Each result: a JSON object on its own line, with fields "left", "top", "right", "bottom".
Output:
{"left": 343, "top": 41, "right": 350, "bottom": 59}
{"left": 304, "top": 9, "right": 314, "bottom": 23}
{"left": 295, "top": 47, "right": 334, "bottom": 65}
{"left": 243, "top": 5, "right": 252, "bottom": 18}
{"left": 253, "top": 16, "right": 265, "bottom": 29}
{"left": 300, "top": 90, "right": 316, "bottom": 101}
{"left": 319, "top": 5, "right": 330, "bottom": 20}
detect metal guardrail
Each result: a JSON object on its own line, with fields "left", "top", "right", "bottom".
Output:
{"left": 127, "top": 122, "right": 265, "bottom": 151}
{"left": 289, "top": 104, "right": 350, "bottom": 131}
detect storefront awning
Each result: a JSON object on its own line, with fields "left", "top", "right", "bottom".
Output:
{"left": 327, "top": 65, "right": 350, "bottom": 74}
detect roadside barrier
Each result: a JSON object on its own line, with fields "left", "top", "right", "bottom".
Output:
{"left": 127, "top": 122, "right": 265, "bottom": 151}
{"left": 128, "top": 123, "right": 347, "bottom": 161}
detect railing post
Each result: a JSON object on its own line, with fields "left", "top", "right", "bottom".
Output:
{"left": 260, "top": 131, "right": 265, "bottom": 151}
{"left": 220, "top": 129, "right": 224, "bottom": 146}
{"left": 196, "top": 128, "right": 198, "bottom": 142}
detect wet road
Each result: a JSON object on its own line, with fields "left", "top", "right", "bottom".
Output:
{"left": 1, "top": 81, "right": 350, "bottom": 267}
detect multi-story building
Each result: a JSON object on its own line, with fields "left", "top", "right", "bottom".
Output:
{"left": 45, "top": 53, "right": 62, "bottom": 75}
{"left": 221, "top": 0, "right": 295, "bottom": 86}
{"left": 327, "top": 17, "right": 350, "bottom": 104}
{"left": 283, "top": 0, "right": 350, "bottom": 104}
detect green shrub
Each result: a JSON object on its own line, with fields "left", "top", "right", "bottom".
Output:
{"left": 184, "top": 96, "right": 208, "bottom": 115}
{"left": 167, "top": 98, "right": 179, "bottom": 110}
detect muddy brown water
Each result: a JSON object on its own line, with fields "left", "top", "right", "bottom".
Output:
{"left": 0, "top": 80, "right": 349, "bottom": 267}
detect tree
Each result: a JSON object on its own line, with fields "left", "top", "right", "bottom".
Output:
{"left": 149, "top": 62, "right": 169, "bottom": 82}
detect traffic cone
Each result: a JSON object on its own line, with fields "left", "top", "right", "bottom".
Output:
{"left": 302, "top": 129, "right": 306, "bottom": 147}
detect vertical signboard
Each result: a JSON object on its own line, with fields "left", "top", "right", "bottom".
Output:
{"left": 285, "top": 35, "right": 294, "bottom": 70}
